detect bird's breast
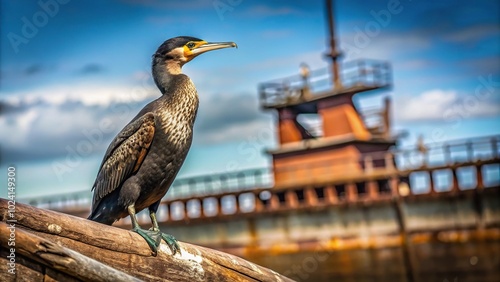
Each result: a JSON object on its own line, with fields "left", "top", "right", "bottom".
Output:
{"left": 157, "top": 111, "right": 195, "bottom": 149}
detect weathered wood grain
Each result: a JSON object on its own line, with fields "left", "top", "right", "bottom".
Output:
{"left": 0, "top": 224, "right": 140, "bottom": 281}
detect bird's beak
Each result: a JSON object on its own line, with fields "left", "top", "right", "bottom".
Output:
{"left": 191, "top": 41, "right": 237, "bottom": 56}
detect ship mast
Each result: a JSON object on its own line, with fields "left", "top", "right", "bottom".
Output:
{"left": 325, "top": 0, "right": 343, "bottom": 89}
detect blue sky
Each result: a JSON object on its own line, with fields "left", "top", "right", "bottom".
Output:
{"left": 1, "top": 0, "right": 499, "bottom": 199}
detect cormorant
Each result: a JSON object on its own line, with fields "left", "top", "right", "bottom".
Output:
{"left": 88, "top": 36, "right": 237, "bottom": 255}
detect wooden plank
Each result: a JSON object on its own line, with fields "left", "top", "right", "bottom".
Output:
{"left": 0, "top": 247, "right": 45, "bottom": 282}
{"left": 0, "top": 198, "right": 293, "bottom": 282}
{"left": 0, "top": 224, "right": 142, "bottom": 281}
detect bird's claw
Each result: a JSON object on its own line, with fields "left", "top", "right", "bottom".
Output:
{"left": 132, "top": 227, "right": 162, "bottom": 256}
{"left": 162, "top": 233, "right": 181, "bottom": 255}
{"left": 144, "top": 227, "right": 180, "bottom": 255}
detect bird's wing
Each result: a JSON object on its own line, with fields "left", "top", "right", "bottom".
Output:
{"left": 91, "top": 112, "right": 155, "bottom": 208}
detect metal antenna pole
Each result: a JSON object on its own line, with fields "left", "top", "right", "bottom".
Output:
{"left": 326, "top": 0, "right": 342, "bottom": 89}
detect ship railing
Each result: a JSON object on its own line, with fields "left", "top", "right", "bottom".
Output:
{"left": 258, "top": 68, "right": 331, "bottom": 108}
{"left": 341, "top": 59, "right": 391, "bottom": 89}
{"left": 258, "top": 59, "right": 391, "bottom": 108}
{"left": 395, "top": 135, "right": 499, "bottom": 169}
{"left": 165, "top": 168, "right": 273, "bottom": 200}
{"left": 22, "top": 190, "right": 93, "bottom": 212}
{"left": 19, "top": 167, "right": 273, "bottom": 210}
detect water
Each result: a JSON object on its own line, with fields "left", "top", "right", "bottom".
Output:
{"left": 249, "top": 241, "right": 500, "bottom": 282}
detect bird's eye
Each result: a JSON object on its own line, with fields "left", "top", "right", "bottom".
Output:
{"left": 186, "top": 42, "right": 195, "bottom": 49}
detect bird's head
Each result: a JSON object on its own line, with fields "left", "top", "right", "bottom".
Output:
{"left": 153, "top": 36, "right": 237, "bottom": 74}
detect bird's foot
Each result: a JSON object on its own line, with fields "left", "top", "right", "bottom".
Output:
{"left": 161, "top": 233, "right": 181, "bottom": 255}
{"left": 149, "top": 227, "right": 181, "bottom": 255}
{"left": 132, "top": 227, "right": 162, "bottom": 256}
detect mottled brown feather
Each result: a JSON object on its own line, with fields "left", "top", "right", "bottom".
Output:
{"left": 91, "top": 113, "right": 156, "bottom": 209}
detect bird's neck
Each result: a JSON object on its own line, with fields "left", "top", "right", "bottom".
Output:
{"left": 152, "top": 58, "right": 183, "bottom": 94}
{"left": 151, "top": 57, "right": 199, "bottom": 128}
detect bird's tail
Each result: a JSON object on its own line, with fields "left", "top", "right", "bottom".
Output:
{"left": 87, "top": 209, "right": 115, "bottom": 225}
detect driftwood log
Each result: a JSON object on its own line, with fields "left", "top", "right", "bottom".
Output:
{"left": 0, "top": 198, "right": 293, "bottom": 281}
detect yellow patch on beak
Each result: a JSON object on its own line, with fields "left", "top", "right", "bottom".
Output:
{"left": 183, "top": 41, "right": 208, "bottom": 59}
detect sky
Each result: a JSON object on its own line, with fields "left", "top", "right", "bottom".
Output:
{"left": 0, "top": 0, "right": 499, "bottom": 200}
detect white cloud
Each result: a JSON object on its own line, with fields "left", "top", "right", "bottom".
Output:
{"left": 16, "top": 108, "right": 38, "bottom": 131}
{"left": 0, "top": 79, "right": 165, "bottom": 160}
{"left": 2, "top": 82, "right": 159, "bottom": 108}
{"left": 395, "top": 89, "right": 500, "bottom": 122}
{"left": 0, "top": 82, "right": 157, "bottom": 162}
